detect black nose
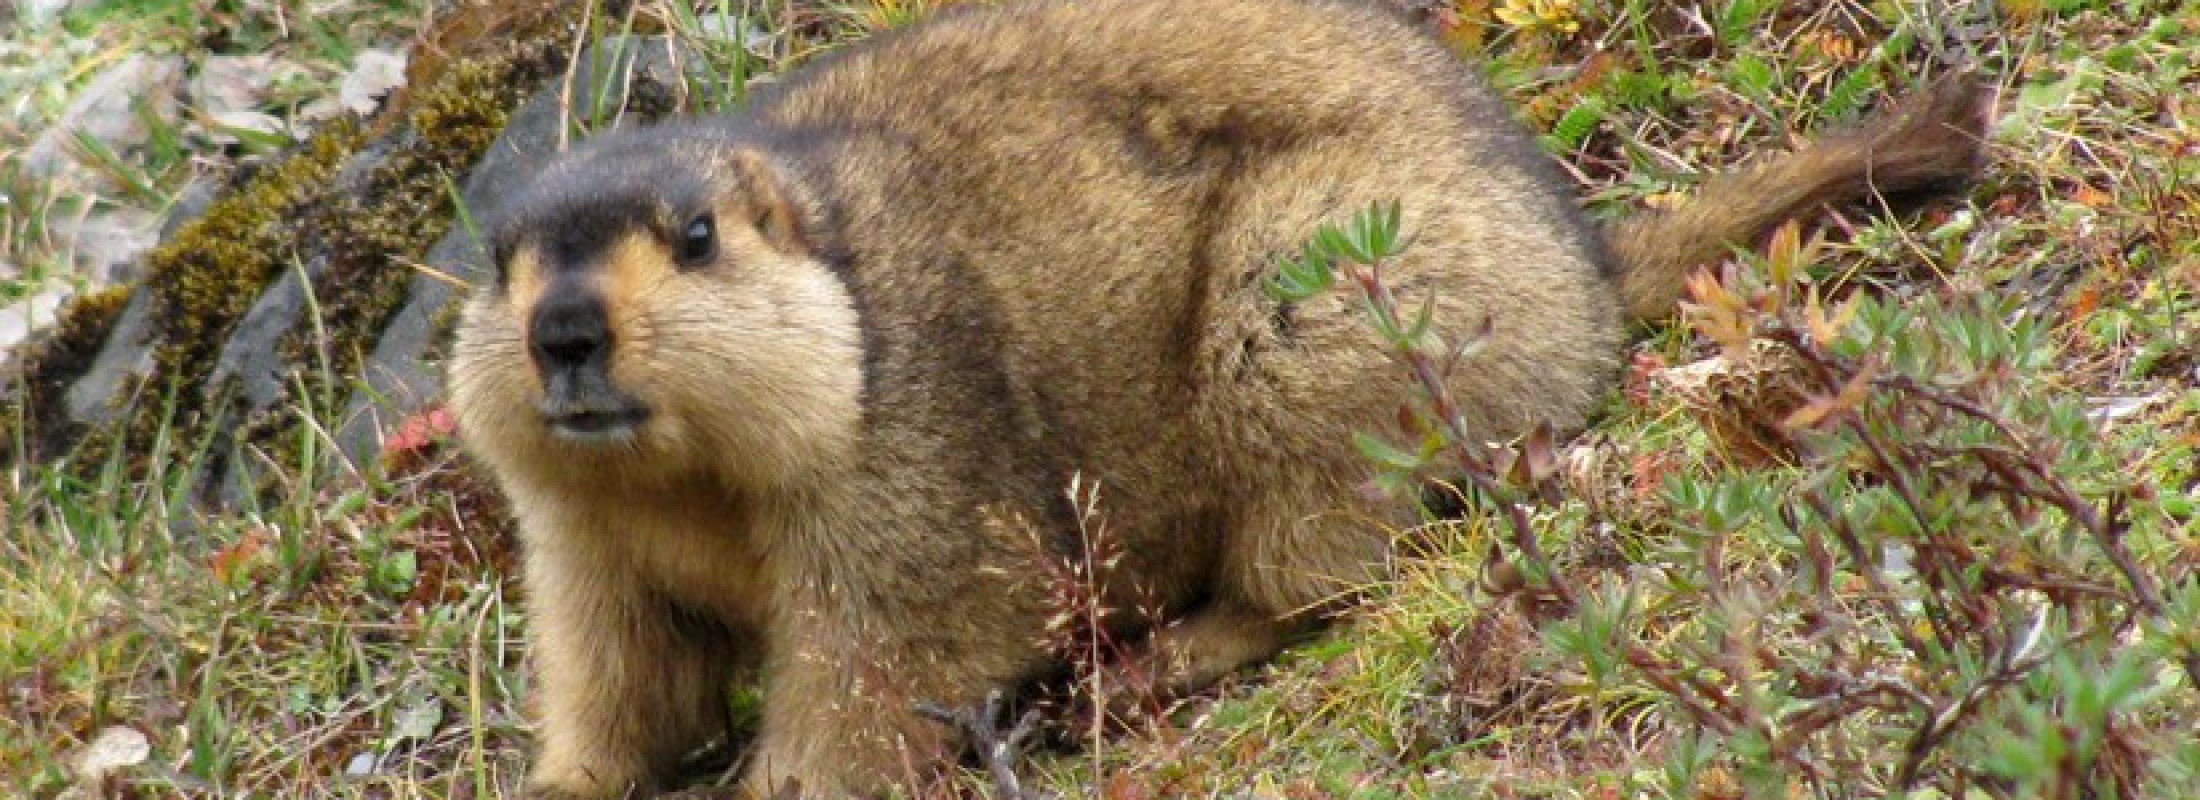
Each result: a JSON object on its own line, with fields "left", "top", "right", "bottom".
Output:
{"left": 530, "top": 293, "right": 611, "bottom": 371}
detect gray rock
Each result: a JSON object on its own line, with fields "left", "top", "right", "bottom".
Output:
{"left": 63, "top": 288, "right": 156, "bottom": 428}
{"left": 51, "top": 207, "right": 162, "bottom": 285}
{"left": 108, "top": 133, "right": 381, "bottom": 508}
{"left": 160, "top": 176, "right": 220, "bottom": 241}
{"left": 332, "top": 231, "right": 479, "bottom": 465}
{"left": 52, "top": 175, "right": 223, "bottom": 430}
{"left": 22, "top": 54, "right": 184, "bottom": 181}
{"left": 190, "top": 54, "right": 275, "bottom": 115}
{"left": 205, "top": 254, "right": 328, "bottom": 415}
{"left": 198, "top": 138, "right": 400, "bottom": 482}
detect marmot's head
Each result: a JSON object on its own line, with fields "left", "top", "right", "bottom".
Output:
{"left": 448, "top": 126, "right": 863, "bottom": 490}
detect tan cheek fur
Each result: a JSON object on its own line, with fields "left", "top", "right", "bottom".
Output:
{"left": 447, "top": 290, "right": 556, "bottom": 485}
{"left": 613, "top": 212, "right": 866, "bottom": 490}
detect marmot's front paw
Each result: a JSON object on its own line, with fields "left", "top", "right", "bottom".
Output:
{"left": 521, "top": 770, "right": 658, "bottom": 800}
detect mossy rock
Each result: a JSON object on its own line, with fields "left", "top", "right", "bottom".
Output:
{"left": 2, "top": 285, "right": 134, "bottom": 461}
{"left": 1, "top": 5, "right": 707, "bottom": 506}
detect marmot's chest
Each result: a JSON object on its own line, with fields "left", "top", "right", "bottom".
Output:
{"left": 608, "top": 492, "right": 779, "bottom": 629}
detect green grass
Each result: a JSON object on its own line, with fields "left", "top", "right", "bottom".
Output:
{"left": 8, "top": 1, "right": 2200, "bottom": 798}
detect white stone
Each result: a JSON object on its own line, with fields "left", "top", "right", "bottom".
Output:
{"left": 70, "top": 726, "right": 150, "bottom": 791}
{"left": 0, "top": 287, "right": 75, "bottom": 359}
{"left": 19, "top": 0, "right": 94, "bottom": 26}
{"left": 338, "top": 49, "right": 409, "bottom": 115}
{"left": 2086, "top": 394, "right": 2165, "bottom": 425}
{"left": 190, "top": 53, "right": 276, "bottom": 114}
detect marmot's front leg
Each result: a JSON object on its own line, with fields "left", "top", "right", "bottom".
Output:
{"left": 739, "top": 583, "right": 1045, "bottom": 799}
{"left": 738, "top": 623, "right": 956, "bottom": 799}
{"left": 522, "top": 527, "right": 743, "bottom": 799}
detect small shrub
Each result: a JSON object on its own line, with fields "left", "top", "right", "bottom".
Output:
{"left": 1291, "top": 202, "right": 2200, "bottom": 798}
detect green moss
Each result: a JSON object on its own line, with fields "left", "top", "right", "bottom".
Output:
{"left": 55, "top": 122, "right": 373, "bottom": 477}
{"left": 142, "top": 123, "right": 362, "bottom": 384}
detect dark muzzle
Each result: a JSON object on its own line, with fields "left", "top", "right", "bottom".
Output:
{"left": 529, "top": 291, "right": 648, "bottom": 439}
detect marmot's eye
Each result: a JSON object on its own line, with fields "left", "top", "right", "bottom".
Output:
{"left": 678, "top": 214, "right": 717, "bottom": 266}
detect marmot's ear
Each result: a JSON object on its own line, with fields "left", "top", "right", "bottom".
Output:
{"left": 729, "top": 148, "right": 810, "bottom": 254}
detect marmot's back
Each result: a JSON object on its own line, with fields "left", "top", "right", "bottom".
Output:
{"left": 754, "top": 0, "right": 1620, "bottom": 498}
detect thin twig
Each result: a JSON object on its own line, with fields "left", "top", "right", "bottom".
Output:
{"left": 556, "top": 1, "right": 596, "bottom": 152}
{"left": 916, "top": 690, "right": 1050, "bottom": 800}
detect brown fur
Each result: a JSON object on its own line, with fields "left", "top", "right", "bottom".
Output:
{"left": 1609, "top": 73, "right": 1991, "bottom": 323}
{"left": 445, "top": 1, "right": 1989, "bottom": 797}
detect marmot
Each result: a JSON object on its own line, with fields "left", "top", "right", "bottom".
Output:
{"left": 446, "top": 0, "right": 1989, "bottom": 796}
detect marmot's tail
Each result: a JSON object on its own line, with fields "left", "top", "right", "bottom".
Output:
{"left": 1608, "top": 74, "right": 1993, "bottom": 324}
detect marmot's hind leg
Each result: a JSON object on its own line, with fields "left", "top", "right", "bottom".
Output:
{"left": 1116, "top": 487, "right": 1403, "bottom": 714}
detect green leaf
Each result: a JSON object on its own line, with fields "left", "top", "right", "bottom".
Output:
{"left": 1316, "top": 226, "right": 1355, "bottom": 262}
{"left": 1366, "top": 199, "right": 1403, "bottom": 258}
{"left": 1406, "top": 287, "right": 1438, "bottom": 347}
{"left": 1353, "top": 432, "right": 1425, "bottom": 471}
{"left": 1727, "top": 54, "right": 1778, "bottom": 103}
{"left": 1546, "top": 96, "right": 1608, "bottom": 152}
{"left": 1715, "top": 0, "right": 1776, "bottom": 46}
{"left": 1818, "top": 64, "right": 1881, "bottom": 124}
{"left": 381, "top": 549, "right": 418, "bottom": 592}
{"left": 1609, "top": 69, "right": 1672, "bottom": 111}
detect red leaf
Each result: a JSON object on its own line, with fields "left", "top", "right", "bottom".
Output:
{"left": 212, "top": 528, "right": 270, "bottom": 584}
{"left": 1625, "top": 351, "right": 1667, "bottom": 407}
{"left": 382, "top": 405, "right": 459, "bottom": 459}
